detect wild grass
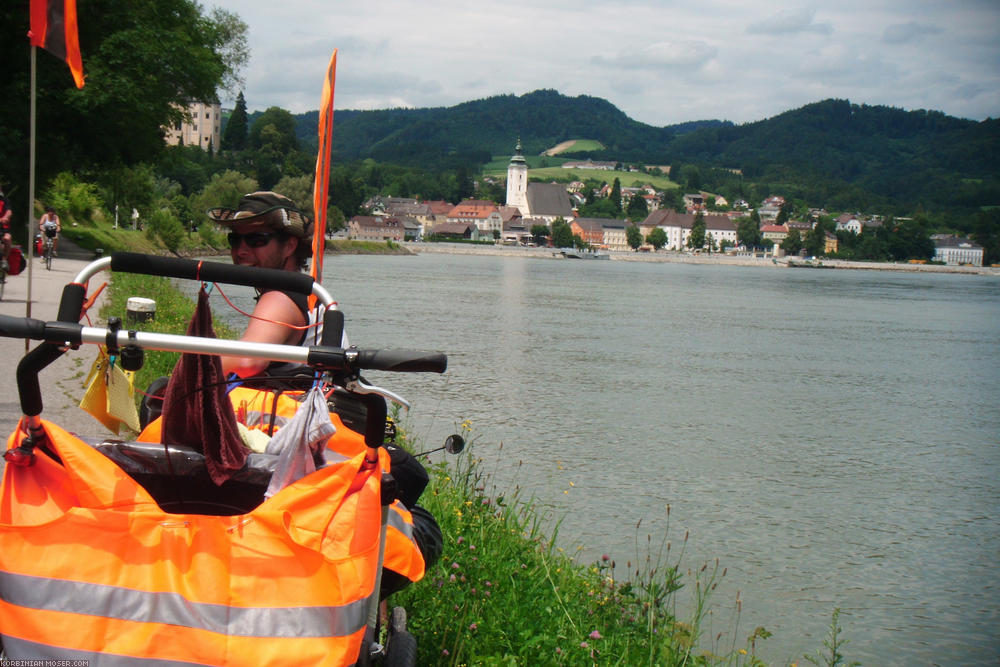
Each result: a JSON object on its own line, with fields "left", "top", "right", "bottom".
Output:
{"left": 392, "top": 424, "right": 778, "bottom": 666}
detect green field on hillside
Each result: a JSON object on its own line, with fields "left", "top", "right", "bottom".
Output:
{"left": 483, "top": 159, "right": 679, "bottom": 190}
{"left": 543, "top": 138, "right": 606, "bottom": 155}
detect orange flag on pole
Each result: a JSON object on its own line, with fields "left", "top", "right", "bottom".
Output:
{"left": 309, "top": 50, "right": 337, "bottom": 304}
{"left": 29, "top": 0, "right": 85, "bottom": 88}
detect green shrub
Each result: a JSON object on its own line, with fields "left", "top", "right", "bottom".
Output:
{"left": 43, "top": 171, "right": 103, "bottom": 223}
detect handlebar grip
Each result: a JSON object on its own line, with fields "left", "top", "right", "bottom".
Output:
{"left": 354, "top": 349, "right": 447, "bottom": 373}
{"left": 0, "top": 314, "right": 47, "bottom": 340}
{"left": 110, "top": 252, "right": 316, "bottom": 295}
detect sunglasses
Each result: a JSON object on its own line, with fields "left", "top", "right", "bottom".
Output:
{"left": 227, "top": 231, "right": 284, "bottom": 249}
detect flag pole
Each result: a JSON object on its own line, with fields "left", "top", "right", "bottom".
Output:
{"left": 26, "top": 44, "right": 37, "bottom": 344}
{"left": 309, "top": 49, "right": 337, "bottom": 307}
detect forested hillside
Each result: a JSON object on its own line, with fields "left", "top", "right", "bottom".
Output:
{"left": 269, "top": 91, "right": 998, "bottom": 218}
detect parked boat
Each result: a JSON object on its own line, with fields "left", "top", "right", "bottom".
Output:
{"left": 557, "top": 248, "right": 610, "bottom": 260}
{"left": 787, "top": 258, "right": 834, "bottom": 269}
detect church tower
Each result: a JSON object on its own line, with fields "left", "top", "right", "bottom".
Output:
{"left": 506, "top": 137, "right": 528, "bottom": 214}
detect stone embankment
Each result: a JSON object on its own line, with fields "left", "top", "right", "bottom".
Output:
{"left": 410, "top": 242, "right": 1000, "bottom": 275}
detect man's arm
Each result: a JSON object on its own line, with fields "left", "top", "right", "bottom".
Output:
{"left": 220, "top": 291, "right": 308, "bottom": 378}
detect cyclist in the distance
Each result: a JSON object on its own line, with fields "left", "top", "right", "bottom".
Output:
{"left": 39, "top": 206, "right": 61, "bottom": 257}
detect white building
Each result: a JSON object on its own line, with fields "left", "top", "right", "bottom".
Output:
{"left": 505, "top": 139, "right": 528, "bottom": 214}
{"left": 164, "top": 101, "right": 221, "bottom": 152}
{"left": 505, "top": 139, "right": 574, "bottom": 224}
{"left": 933, "top": 236, "right": 984, "bottom": 266}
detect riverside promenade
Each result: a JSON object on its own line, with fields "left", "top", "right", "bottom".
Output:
{"left": 411, "top": 241, "right": 1000, "bottom": 275}
{"left": 0, "top": 249, "right": 114, "bottom": 446}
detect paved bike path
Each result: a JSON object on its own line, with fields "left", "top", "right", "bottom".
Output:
{"left": 0, "top": 252, "right": 116, "bottom": 447}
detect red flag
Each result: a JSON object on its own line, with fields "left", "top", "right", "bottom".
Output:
{"left": 309, "top": 49, "right": 337, "bottom": 305}
{"left": 29, "top": 0, "right": 85, "bottom": 88}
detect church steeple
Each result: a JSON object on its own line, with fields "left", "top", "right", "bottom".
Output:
{"left": 510, "top": 137, "right": 526, "bottom": 165}
{"left": 506, "top": 136, "right": 528, "bottom": 213}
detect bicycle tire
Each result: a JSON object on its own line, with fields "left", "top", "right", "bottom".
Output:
{"left": 45, "top": 251, "right": 52, "bottom": 270}
{"left": 0, "top": 271, "right": 5, "bottom": 301}
{"left": 383, "top": 630, "right": 417, "bottom": 667}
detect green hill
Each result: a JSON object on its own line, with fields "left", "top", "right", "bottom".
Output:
{"left": 274, "top": 90, "right": 998, "bottom": 216}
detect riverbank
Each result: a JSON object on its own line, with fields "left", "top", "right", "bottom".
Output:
{"left": 410, "top": 241, "right": 1000, "bottom": 275}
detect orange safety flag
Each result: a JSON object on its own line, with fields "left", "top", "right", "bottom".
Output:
{"left": 28, "top": 0, "right": 85, "bottom": 88}
{"left": 310, "top": 50, "right": 337, "bottom": 308}
{"left": 0, "top": 419, "right": 383, "bottom": 665}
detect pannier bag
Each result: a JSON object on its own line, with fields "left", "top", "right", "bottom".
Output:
{"left": 0, "top": 419, "right": 387, "bottom": 666}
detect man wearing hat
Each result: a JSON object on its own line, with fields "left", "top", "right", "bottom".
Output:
{"left": 207, "top": 191, "right": 322, "bottom": 378}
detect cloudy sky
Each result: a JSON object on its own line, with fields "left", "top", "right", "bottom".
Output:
{"left": 207, "top": 0, "right": 999, "bottom": 127}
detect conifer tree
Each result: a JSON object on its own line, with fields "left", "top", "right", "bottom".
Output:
{"left": 222, "top": 91, "right": 249, "bottom": 151}
{"left": 610, "top": 177, "right": 622, "bottom": 213}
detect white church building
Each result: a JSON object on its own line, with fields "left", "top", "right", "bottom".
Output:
{"left": 505, "top": 139, "right": 574, "bottom": 224}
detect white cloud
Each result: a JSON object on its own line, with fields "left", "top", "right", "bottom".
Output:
{"left": 746, "top": 8, "right": 833, "bottom": 35}
{"left": 208, "top": 0, "right": 1000, "bottom": 125}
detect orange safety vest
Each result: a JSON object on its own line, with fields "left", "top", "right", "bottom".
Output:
{"left": 0, "top": 419, "right": 384, "bottom": 665}
{"left": 137, "top": 386, "right": 425, "bottom": 584}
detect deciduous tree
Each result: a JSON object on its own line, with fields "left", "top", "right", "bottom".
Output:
{"left": 0, "top": 1, "right": 247, "bottom": 227}
{"left": 626, "top": 224, "right": 643, "bottom": 250}
{"left": 646, "top": 227, "right": 667, "bottom": 250}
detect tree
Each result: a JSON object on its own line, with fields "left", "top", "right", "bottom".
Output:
{"left": 646, "top": 227, "right": 667, "bottom": 250}
{"left": 659, "top": 188, "right": 684, "bottom": 213}
{"left": 782, "top": 228, "right": 803, "bottom": 254}
{"left": 222, "top": 91, "right": 249, "bottom": 152}
{"left": 579, "top": 198, "right": 620, "bottom": 219}
{"left": 736, "top": 216, "right": 762, "bottom": 249}
{"left": 626, "top": 224, "right": 643, "bottom": 251}
{"left": 776, "top": 201, "right": 792, "bottom": 225}
{"left": 625, "top": 192, "right": 648, "bottom": 222}
{"left": 680, "top": 165, "right": 701, "bottom": 191}
{"left": 190, "top": 170, "right": 258, "bottom": 225}
{"left": 530, "top": 224, "right": 549, "bottom": 246}
{"left": 972, "top": 209, "right": 1000, "bottom": 265}
{"left": 687, "top": 212, "right": 706, "bottom": 249}
{"left": 0, "top": 1, "right": 248, "bottom": 228}
{"left": 609, "top": 178, "right": 622, "bottom": 213}
{"left": 249, "top": 107, "right": 299, "bottom": 153}
{"left": 804, "top": 225, "right": 826, "bottom": 257}
{"left": 551, "top": 218, "right": 575, "bottom": 248}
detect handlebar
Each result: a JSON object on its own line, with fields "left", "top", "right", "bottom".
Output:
{"left": 0, "top": 313, "right": 447, "bottom": 375}
{"left": 3, "top": 253, "right": 447, "bottom": 421}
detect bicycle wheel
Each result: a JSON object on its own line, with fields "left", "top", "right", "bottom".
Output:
{"left": 0, "top": 269, "right": 6, "bottom": 301}
{"left": 44, "top": 244, "right": 52, "bottom": 270}
{"left": 383, "top": 607, "right": 417, "bottom": 667}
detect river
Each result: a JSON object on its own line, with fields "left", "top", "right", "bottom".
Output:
{"left": 205, "top": 252, "right": 999, "bottom": 665}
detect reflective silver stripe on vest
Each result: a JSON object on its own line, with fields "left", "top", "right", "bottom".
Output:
{"left": 388, "top": 504, "right": 415, "bottom": 539}
{"left": 2, "top": 636, "right": 216, "bottom": 666}
{"left": 0, "top": 571, "right": 370, "bottom": 639}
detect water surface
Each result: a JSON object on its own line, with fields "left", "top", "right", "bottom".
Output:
{"left": 207, "top": 254, "right": 1000, "bottom": 665}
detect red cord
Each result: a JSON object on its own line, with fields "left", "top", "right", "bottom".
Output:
{"left": 212, "top": 282, "right": 324, "bottom": 332}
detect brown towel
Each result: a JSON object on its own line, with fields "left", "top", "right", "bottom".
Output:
{"left": 161, "top": 286, "right": 246, "bottom": 484}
